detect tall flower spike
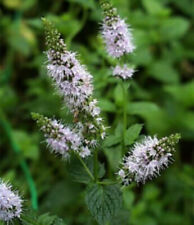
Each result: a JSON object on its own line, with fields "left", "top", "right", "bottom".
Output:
{"left": 32, "top": 113, "right": 92, "bottom": 158}
{"left": 100, "top": 0, "right": 135, "bottom": 58}
{"left": 118, "top": 134, "right": 181, "bottom": 185}
{"left": 0, "top": 181, "right": 22, "bottom": 222}
{"left": 42, "top": 19, "right": 106, "bottom": 143}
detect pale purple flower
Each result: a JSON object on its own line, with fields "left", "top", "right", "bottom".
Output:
{"left": 0, "top": 181, "right": 22, "bottom": 221}
{"left": 47, "top": 50, "right": 93, "bottom": 112}
{"left": 118, "top": 134, "right": 180, "bottom": 184}
{"left": 42, "top": 118, "right": 85, "bottom": 158}
{"left": 113, "top": 64, "right": 135, "bottom": 79}
{"left": 102, "top": 16, "right": 135, "bottom": 58}
{"left": 46, "top": 40, "right": 106, "bottom": 143}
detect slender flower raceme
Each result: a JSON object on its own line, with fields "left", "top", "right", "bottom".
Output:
{"left": 100, "top": 0, "right": 135, "bottom": 58}
{"left": 118, "top": 134, "right": 181, "bottom": 185}
{"left": 32, "top": 113, "right": 92, "bottom": 158}
{"left": 32, "top": 19, "right": 106, "bottom": 159}
{"left": 113, "top": 64, "right": 135, "bottom": 80}
{"left": 0, "top": 181, "right": 22, "bottom": 222}
{"left": 43, "top": 19, "right": 106, "bottom": 142}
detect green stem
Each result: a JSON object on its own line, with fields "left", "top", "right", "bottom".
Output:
{"left": 97, "top": 181, "right": 118, "bottom": 185}
{"left": 121, "top": 81, "right": 127, "bottom": 155}
{"left": 0, "top": 111, "right": 38, "bottom": 210}
{"left": 76, "top": 154, "right": 95, "bottom": 181}
{"left": 93, "top": 150, "right": 98, "bottom": 181}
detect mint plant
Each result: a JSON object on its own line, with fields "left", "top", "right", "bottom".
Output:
{"left": 0, "top": 0, "right": 181, "bottom": 224}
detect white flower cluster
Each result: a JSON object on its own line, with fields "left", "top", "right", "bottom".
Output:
{"left": 47, "top": 50, "right": 93, "bottom": 113}
{"left": 100, "top": 0, "right": 135, "bottom": 80}
{"left": 118, "top": 134, "right": 180, "bottom": 184}
{"left": 113, "top": 64, "right": 135, "bottom": 80}
{"left": 102, "top": 17, "right": 135, "bottom": 58}
{"left": 33, "top": 19, "right": 107, "bottom": 159}
{"left": 35, "top": 114, "right": 93, "bottom": 158}
{"left": 0, "top": 181, "right": 22, "bottom": 222}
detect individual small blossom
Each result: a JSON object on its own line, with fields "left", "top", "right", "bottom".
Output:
{"left": 118, "top": 134, "right": 181, "bottom": 185}
{"left": 113, "top": 65, "right": 135, "bottom": 79}
{"left": 100, "top": 0, "right": 135, "bottom": 58}
{"left": 0, "top": 181, "right": 22, "bottom": 222}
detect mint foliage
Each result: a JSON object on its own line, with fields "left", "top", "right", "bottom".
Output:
{"left": 22, "top": 212, "right": 66, "bottom": 225}
{"left": 85, "top": 184, "right": 122, "bottom": 225}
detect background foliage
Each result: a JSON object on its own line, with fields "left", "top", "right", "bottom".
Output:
{"left": 0, "top": 0, "right": 193, "bottom": 224}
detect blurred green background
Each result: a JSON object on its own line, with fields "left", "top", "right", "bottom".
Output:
{"left": 0, "top": 0, "right": 194, "bottom": 224}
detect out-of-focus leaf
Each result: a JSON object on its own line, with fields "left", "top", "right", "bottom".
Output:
{"left": 123, "top": 189, "right": 135, "bottom": 210}
{"left": 164, "top": 82, "right": 194, "bottom": 107}
{"left": 142, "top": 0, "right": 170, "bottom": 16}
{"left": 67, "top": 0, "right": 96, "bottom": 9}
{"left": 127, "top": 102, "right": 160, "bottom": 117}
{"left": 98, "top": 99, "right": 117, "bottom": 112}
{"left": 148, "top": 61, "right": 179, "bottom": 83}
{"left": 2, "top": 0, "right": 21, "bottom": 9}
{"left": 12, "top": 130, "right": 39, "bottom": 160}
{"left": 159, "top": 17, "right": 190, "bottom": 41}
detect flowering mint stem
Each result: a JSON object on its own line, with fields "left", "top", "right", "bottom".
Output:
{"left": 76, "top": 154, "right": 95, "bottom": 181}
{"left": 121, "top": 81, "right": 127, "bottom": 155}
{"left": 0, "top": 110, "right": 38, "bottom": 210}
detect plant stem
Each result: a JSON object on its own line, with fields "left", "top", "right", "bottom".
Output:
{"left": 97, "top": 181, "right": 118, "bottom": 185}
{"left": 76, "top": 154, "right": 95, "bottom": 181}
{"left": 94, "top": 150, "right": 98, "bottom": 181}
{"left": 121, "top": 81, "right": 127, "bottom": 155}
{"left": 0, "top": 110, "right": 38, "bottom": 210}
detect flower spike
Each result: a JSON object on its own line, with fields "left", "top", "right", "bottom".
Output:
{"left": 118, "top": 134, "right": 181, "bottom": 185}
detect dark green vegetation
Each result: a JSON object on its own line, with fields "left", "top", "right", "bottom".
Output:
{"left": 0, "top": 0, "right": 193, "bottom": 224}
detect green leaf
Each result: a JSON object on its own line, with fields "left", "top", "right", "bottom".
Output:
{"left": 142, "top": 0, "right": 170, "bottom": 16}
{"left": 148, "top": 61, "right": 179, "bottom": 83}
{"left": 85, "top": 184, "right": 122, "bottom": 225}
{"left": 69, "top": 157, "right": 105, "bottom": 183}
{"left": 22, "top": 212, "right": 66, "bottom": 225}
{"left": 124, "top": 124, "right": 143, "bottom": 146}
{"left": 98, "top": 99, "right": 117, "bottom": 112}
{"left": 164, "top": 81, "right": 194, "bottom": 107}
{"left": 12, "top": 130, "right": 39, "bottom": 160}
{"left": 69, "top": 158, "right": 94, "bottom": 183}
{"left": 127, "top": 102, "right": 160, "bottom": 117}
{"left": 160, "top": 17, "right": 190, "bottom": 41}
{"left": 103, "top": 135, "right": 122, "bottom": 147}
{"left": 67, "top": 0, "right": 96, "bottom": 9}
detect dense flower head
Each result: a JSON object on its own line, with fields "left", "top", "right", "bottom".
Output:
{"left": 100, "top": 0, "right": 135, "bottom": 58}
{"left": 113, "top": 65, "right": 135, "bottom": 79}
{"left": 0, "top": 181, "right": 22, "bottom": 222}
{"left": 32, "top": 113, "right": 94, "bottom": 158}
{"left": 118, "top": 134, "right": 181, "bottom": 185}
